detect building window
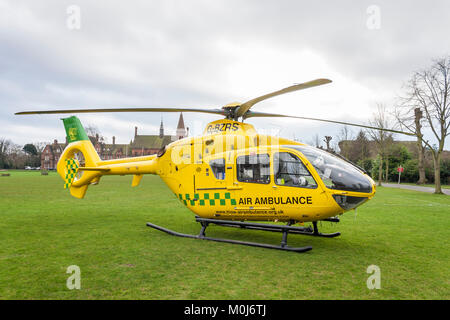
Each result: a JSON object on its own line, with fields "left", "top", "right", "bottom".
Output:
{"left": 274, "top": 152, "right": 317, "bottom": 188}
{"left": 209, "top": 158, "right": 225, "bottom": 180}
{"left": 236, "top": 154, "right": 270, "bottom": 184}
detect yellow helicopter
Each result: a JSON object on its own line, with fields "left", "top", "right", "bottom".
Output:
{"left": 16, "top": 79, "right": 413, "bottom": 252}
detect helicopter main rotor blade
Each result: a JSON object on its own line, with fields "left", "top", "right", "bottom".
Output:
{"left": 15, "top": 107, "right": 225, "bottom": 116}
{"left": 235, "top": 79, "right": 332, "bottom": 118}
{"left": 244, "top": 111, "right": 416, "bottom": 136}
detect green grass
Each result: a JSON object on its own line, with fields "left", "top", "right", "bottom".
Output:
{"left": 0, "top": 171, "right": 449, "bottom": 300}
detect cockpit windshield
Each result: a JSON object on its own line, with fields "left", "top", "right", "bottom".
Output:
{"left": 288, "top": 145, "right": 373, "bottom": 193}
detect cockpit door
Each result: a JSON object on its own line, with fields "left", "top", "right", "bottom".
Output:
{"left": 271, "top": 150, "right": 329, "bottom": 221}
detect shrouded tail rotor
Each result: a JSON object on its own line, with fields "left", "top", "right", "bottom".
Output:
{"left": 57, "top": 116, "right": 103, "bottom": 198}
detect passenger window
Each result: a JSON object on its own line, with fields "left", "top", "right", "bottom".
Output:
{"left": 236, "top": 154, "right": 270, "bottom": 184}
{"left": 274, "top": 152, "right": 317, "bottom": 188}
{"left": 209, "top": 158, "right": 225, "bottom": 180}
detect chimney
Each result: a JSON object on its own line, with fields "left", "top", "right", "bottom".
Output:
{"left": 112, "top": 136, "right": 116, "bottom": 145}
{"left": 95, "top": 133, "right": 99, "bottom": 142}
{"left": 135, "top": 126, "right": 138, "bottom": 137}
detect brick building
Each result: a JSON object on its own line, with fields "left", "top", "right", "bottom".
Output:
{"left": 91, "top": 134, "right": 130, "bottom": 160}
{"left": 41, "top": 140, "right": 65, "bottom": 170}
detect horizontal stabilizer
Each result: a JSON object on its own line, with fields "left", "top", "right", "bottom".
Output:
{"left": 78, "top": 167, "right": 111, "bottom": 172}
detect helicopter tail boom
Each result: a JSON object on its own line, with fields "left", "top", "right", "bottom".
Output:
{"left": 57, "top": 116, "right": 158, "bottom": 199}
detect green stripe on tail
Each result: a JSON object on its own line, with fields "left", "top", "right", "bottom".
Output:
{"left": 63, "top": 116, "right": 89, "bottom": 143}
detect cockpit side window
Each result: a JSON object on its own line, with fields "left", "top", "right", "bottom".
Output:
{"left": 236, "top": 154, "right": 270, "bottom": 184}
{"left": 209, "top": 158, "right": 225, "bottom": 180}
{"left": 274, "top": 152, "right": 317, "bottom": 188}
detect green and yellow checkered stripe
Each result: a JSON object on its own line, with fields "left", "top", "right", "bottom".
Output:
{"left": 64, "top": 158, "right": 79, "bottom": 189}
{"left": 178, "top": 192, "right": 237, "bottom": 207}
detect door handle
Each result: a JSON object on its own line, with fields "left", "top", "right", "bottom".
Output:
{"left": 227, "top": 186, "right": 243, "bottom": 190}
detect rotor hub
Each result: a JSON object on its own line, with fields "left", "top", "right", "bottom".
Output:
{"left": 222, "top": 103, "right": 241, "bottom": 120}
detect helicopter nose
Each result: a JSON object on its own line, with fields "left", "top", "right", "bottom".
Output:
{"left": 332, "top": 194, "right": 370, "bottom": 210}
{"left": 367, "top": 175, "right": 376, "bottom": 195}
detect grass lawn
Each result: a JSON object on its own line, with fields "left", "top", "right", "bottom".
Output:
{"left": 0, "top": 171, "right": 449, "bottom": 299}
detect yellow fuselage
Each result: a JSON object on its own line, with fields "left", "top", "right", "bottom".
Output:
{"left": 58, "top": 119, "right": 376, "bottom": 222}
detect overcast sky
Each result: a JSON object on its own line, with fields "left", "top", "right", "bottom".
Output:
{"left": 1, "top": 0, "right": 449, "bottom": 149}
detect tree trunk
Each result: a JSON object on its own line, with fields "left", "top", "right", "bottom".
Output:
{"left": 432, "top": 152, "right": 442, "bottom": 194}
{"left": 385, "top": 158, "right": 389, "bottom": 183}
{"left": 417, "top": 140, "right": 427, "bottom": 184}
{"left": 378, "top": 155, "right": 383, "bottom": 186}
{"left": 414, "top": 108, "right": 427, "bottom": 184}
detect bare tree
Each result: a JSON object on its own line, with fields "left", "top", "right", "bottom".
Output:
{"left": 395, "top": 101, "right": 428, "bottom": 184}
{"left": 323, "top": 136, "right": 333, "bottom": 151}
{"left": 85, "top": 125, "right": 100, "bottom": 137}
{"left": 367, "top": 104, "right": 394, "bottom": 186}
{"left": 384, "top": 136, "right": 394, "bottom": 182}
{"left": 6, "top": 143, "right": 27, "bottom": 169}
{"left": 33, "top": 142, "right": 49, "bottom": 154}
{"left": 413, "top": 108, "right": 427, "bottom": 184}
{"left": 339, "top": 125, "right": 353, "bottom": 141}
{"left": 313, "top": 133, "right": 321, "bottom": 148}
{"left": 0, "top": 138, "right": 11, "bottom": 154}
{"left": 396, "top": 57, "right": 450, "bottom": 194}
{"left": 85, "top": 124, "right": 106, "bottom": 143}
{"left": 337, "top": 125, "right": 353, "bottom": 158}
{"left": 0, "top": 138, "right": 12, "bottom": 168}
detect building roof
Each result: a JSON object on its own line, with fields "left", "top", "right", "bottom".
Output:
{"left": 177, "top": 112, "right": 185, "bottom": 129}
{"left": 131, "top": 135, "right": 173, "bottom": 149}
{"left": 46, "top": 143, "right": 65, "bottom": 154}
{"left": 102, "top": 144, "right": 129, "bottom": 155}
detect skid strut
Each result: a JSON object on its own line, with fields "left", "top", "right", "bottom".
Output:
{"left": 146, "top": 217, "right": 340, "bottom": 253}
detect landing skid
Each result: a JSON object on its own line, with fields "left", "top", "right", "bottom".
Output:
{"left": 146, "top": 217, "right": 340, "bottom": 253}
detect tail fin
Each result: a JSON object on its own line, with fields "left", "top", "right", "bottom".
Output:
{"left": 63, "top": 116, "right": 90, "bottom": 143}
{"left": 57, "top": 116, "right": 102, "bottom": 199}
